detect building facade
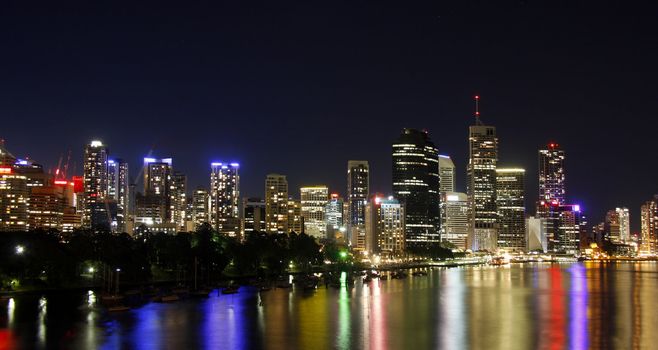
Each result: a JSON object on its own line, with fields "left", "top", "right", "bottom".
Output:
{"left": 242, "top": 197, "right": 266, "bottom": 235}
{"left": 365, "top": 196, "right": 405, "bottom": 257}
{"left": 265, "top": 174, "right": 288, "bottom": 234}
{"left": 300, "top": 185, "right": 328, "bottom": 238}
{"left": 496, "top": 168, "right": 526, "bottom": 251}
{"left": 83, "top": 140, "right": 109, "bottom": 228}
{"left": 440, "top": 192, "right": 469, "bottom": 250}
{"left": 347, "top": 160, "right": 369, "bottom": 248}
{"left": 392, "top": 128, "right": 440, "bottom": 248}
{"left": 210, "top": 162, "right": 240, "bottom": 236}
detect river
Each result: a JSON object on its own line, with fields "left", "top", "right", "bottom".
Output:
{"left": 1, "top": 261, "right": 657, "bottom": 349}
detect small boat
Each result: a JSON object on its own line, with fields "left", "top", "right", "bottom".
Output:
{"left": 222, "top": 285, "right": 240, "bottom": 295}
{"left": 108, "top": 305, "right": 131, "bottom": 312}
{"left": 303, "top": 282, "right": 317, "bottom": 291}
{"left": 489, "top": 256, "right": 509, "bottom": 266}
{"left": 379, "top": 275, "right": 388, "bottom": 281}
{"left": 160, "top": 294, "right": 180, "bottom": 302}
{"left": 363, "top": 276, "right": 372, "bottom": 283}
{"left": 412, "top": 271, "right": 427, "bottom": 276}
{"left": 190, "top": 289, "right": 211, "bottom": 298}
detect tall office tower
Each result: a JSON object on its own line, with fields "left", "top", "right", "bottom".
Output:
{"left": 191, "top": 188, "right": 209, "bottom": 228}
{"left": 640, "top": 196, "right": 658, "bottom": 255}
{"left": 496, "top": 168, "right": 526, "bottom": 251}
{"left": 300, "top": 185, "right": 329, "bottom": 238}
{"left": 438, "top": 155, "right": 456, "bottom": 193}
{"left": 555, "top": 204, "right": 585, "bottom": 254}
{"left": 142, "top": 157, "right": 173, "bottom": 222}
{"left": 209, "top": 163, "right": 240, "bottom": 237}
{"left": 538, "top": 143, "right": 566, "bottom": 204}
{"left": 83, "top": 140, "right": 109, "bottom": 228}
{"left": 242, "top": 198, "right": 266, "bottom": 235}
{"left": 347, "top": 160, "right": 369, "bottom": 247}
{"left": 287, "top": 199, "right": 303, "bottom": 234}
{"left": 440, "top": 192, "right": 469, "bottom": 250}
{"left": 265, "top": 174, "right": 288, "bottom": 234}
{"left": 170, "top": 171, "right": 187, "bottom": 230}
{"left": 107, "top": 159, "right": 129, "bottom": 232}
{"left": 325, "top": 194, "right": 345, "bottom": 240}
{"left": 466, "top": 97, "right": 498, "bottom": 251}
{"left": 0, "top": 166, "right": 29, "bottom": 231}
{"left": 365, "top": 196, "right": 406, "bottom": 257}
{"left": 392, "top": 128, "right": 440, "bottom": 248}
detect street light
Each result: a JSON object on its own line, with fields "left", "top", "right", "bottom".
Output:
{"left": 15, "top": 245, "right": 25, "bottom": 255}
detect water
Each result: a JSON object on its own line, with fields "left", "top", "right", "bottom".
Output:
{"left": 1, "top": 262, "right": 657, "bottom": 349}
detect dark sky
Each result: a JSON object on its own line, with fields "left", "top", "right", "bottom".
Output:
{"left": 1, "top": 1, "right": 657, "bottom": 231}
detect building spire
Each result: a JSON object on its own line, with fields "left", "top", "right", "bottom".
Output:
{"left": 474, "top": 94, "right": 483, "bottom": 125}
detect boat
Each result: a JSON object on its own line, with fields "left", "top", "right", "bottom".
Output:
{"left": 412, "top": 271, "right": 427, "bottom": 276}
{"left": 159, "top": 294, "right": 180, "bottom": 302}
{"left": 489, "top": 256, "right": 509, "bottom": 266}
{"left": 190, "top": 288, "right": 211, "bottom": 298}
{"left": 222, "top": 285, "right": 240, "bottom": 295}
{"left": 108, "top": 305, "right": 131, "bottom": 312}
{"left": 379, "top": 275, "right": 388, "bottom": 281}
{"left": 363, "top": 276, "right": 372, "bottom": 283}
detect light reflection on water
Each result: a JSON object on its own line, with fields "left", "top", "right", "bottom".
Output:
{"left": 2, "top": 262, "right": 658, "bottom": 349}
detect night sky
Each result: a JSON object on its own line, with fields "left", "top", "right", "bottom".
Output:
{"left": 1, "top": 1, "right": 657, "bottom": 230}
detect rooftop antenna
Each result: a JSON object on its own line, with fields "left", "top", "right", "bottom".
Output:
{"left": 474, "top": 94, "right": 483, "bottom": 125}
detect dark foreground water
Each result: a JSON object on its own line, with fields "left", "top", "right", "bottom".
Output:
{"left": 1, "top": 262, "right": 658, "bottom": 349}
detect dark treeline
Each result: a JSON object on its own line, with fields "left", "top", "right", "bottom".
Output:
{"left": 0, "top": 223, "right": 334, "bottom": 291}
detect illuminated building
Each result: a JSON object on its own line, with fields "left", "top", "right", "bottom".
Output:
{"left": 604, "top": 207, "right": 630, "bottom": 243}
{"left": 134, "top": 193, "right": 166, "bottom": 226}
{"left": 438, "top": 155, "right": 455, "bottom": 193}
{"left": 640, "top": 196, "right": 658, "bottom": 255}
{"left": 0, "top": 140, "right": 16, "bottom": 165}
{"left": 555, "top": 204, "right": 585, "bottom": 254}
{"left": 192, "top": 187, "right": 209, "bottom": 228}
{"left": 61, "top": 207, "right": 82, "bottom": 232}
{"left": 526, "top": 216, "right": 547, "bottom": 252}
{"left": 107, "top": 159, "right": 129, "bottom": 232}
{"left": 0, "top": 167, "right": 29, "bottom": 231}
{"left": 265, "top": 174, "right": 288, "bottom": 234}
{"left": 347, "top": 160, "right": 369, "bottom": 247}
{"left": 287, "top": 199, "right": 303, "bottom": 234}
{"left": 300, "top": 185, "right": 328, "bottom": 238}
{"left": 466, "top": 100, "right": 498, "bottom": 251}
{"left": 83, "top": 140, "right": 109, "bottom": 228}
{"left": 170, "top": 171, "right": 187, "bottom": 230}
{"left": 14, "top": 159, "right": 49, "bottom": 188}
{"left": 210, "top": 162, "right": 240, "bottom": 237}
{"left": 243, "top": 197, "right": 266, "bottom": 235}
{"left": 392, "top": 128, "right": 440, "bottom": 248}
{"left": 365, "top": 196, "right": 405, "bottom": 257}
{"left": 538, "top": 143, "right": 566, "bottom": 204}
{"left": 143, "top": 157, "right": 172, "bottom": 196}
{"left": 440, "top": 192, "right": 469, "bottom": 250}
{"left": 28, "top": 185, "right": 65, "bottom": 230}
{"left": 325, "top": 194, "right": 345, "bottom": 241}
{"left": 496, "top": 168, "right": 526, "bottom": 251}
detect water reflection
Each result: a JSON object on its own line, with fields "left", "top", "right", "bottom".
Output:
{"left": 1, "top": 262, "right": 658, "bottom": 349}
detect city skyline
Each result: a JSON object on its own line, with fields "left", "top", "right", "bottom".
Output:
{"left": 2, "top": 2, "right": 658, "bottom": 231}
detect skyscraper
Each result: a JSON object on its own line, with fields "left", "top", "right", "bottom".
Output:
{"left": 287, "top": 199, "right": 303, "bottom": 234}
{"left": 347, "top": 160, "right": 369, "bottom": 247}
{"left": 392, "top": 128, "right": 440, "bottom": 248}
{"left": 170, "top": 171, "right": 187, "bottom": 230}
{"left": 466, "top": 99, "right": 498, "bottom": 251}
{"left": 242, "top": 197, "right": 266, "bottom": 235}
{"left": 325, "top": 193, "right": 345, "bottom": 241}
{"left": 191, "top": 187, "right": 209, "bottom": 228}
{"left": 300, "top": 185, "right": 329, "bottom": 238}
{"left": 210, "top": 162, "right": 240, "bottom": 236}
{"left": 640, "top": 196, "right": 657, "bottom": 255}
{"left": 142, "top": 157, "right": 173, "bottom": 224}
{"left": 365, "top": 195, "right": 406, "bottom": 257}
{"left": 0, "top": 166, "right": 28, "bottom": 231}
{"left": 438, "top": 155, "right": 455, "bottom": 193}
{"left": 440, "top": 192, "right": 469, "bottom": 250}
{"left": 83, "top": 140, "right": 109, "bottom": 228}
{"left": 107, "top": 158, "right": 129, "bottom": 232}
{"left": 265, "top": 174, "right": 288, "bottom": 234}
{"left": 538, "top": 143, "right": 566, "bottom": 204}
{"left": 617, "top": 207, "right": 631, "bottom": 243}
{"left": 496, "top": 168, "right": 526, "bottom": 251}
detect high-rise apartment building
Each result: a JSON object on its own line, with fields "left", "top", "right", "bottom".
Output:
{"left": 392, "top": 128, "right": 440, "bottom": 248}
{"left": 83, "top": 140, "right": 109, "bottom": 228}
{"left": 265, "top": 174, "right": 288, "bottom": 234}
{"left": 325, "top": 194, "right": 344, "bottom": 240}
{"left": 440, "top": 192, "right": 469, "bottom": 250}
{"left": 538, "top": 143, "right": 566, "bottom": 204}
{"left": 496, "top": 168, "right": 526, "bottom": 251}
{"left": 191, "top": 188, "right": 209, "bottom": 228}
{"left": 287, "top": 199, "right": 303, "bottom": 234}
{"left": 107, "top": 159, "right": 129, "bottom": 232}
{"left": 0, "top": 166, "right": 28, "bottom": 231}
{"left": 365, "top": 196, "right": 405, "bottom": 257}
{"left": 347, "top": 160, "right": 369, "bottom": 247}
{"left": 210, "top": 162, "right": 240, "bottom": 236}
{"left": 640, "top": 196, "right": 658, "bottom": 255}
{"left": 466, "top": 104, "right": 498, "bottom": 251}
{"left": 170, "top": 171, "right": 187, "bottom": 230}
{"left": 300, "top": 185, "right": 328, "bottom": 238}
{"left": 555, "top": 204, "right": 585, "bottom": 254}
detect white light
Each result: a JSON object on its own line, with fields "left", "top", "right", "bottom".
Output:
{"left": 15, "top": 245, "right": 24, "bottom": 255}
{"left": 90, "top": 140, "right": 103, "bottom": 147}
